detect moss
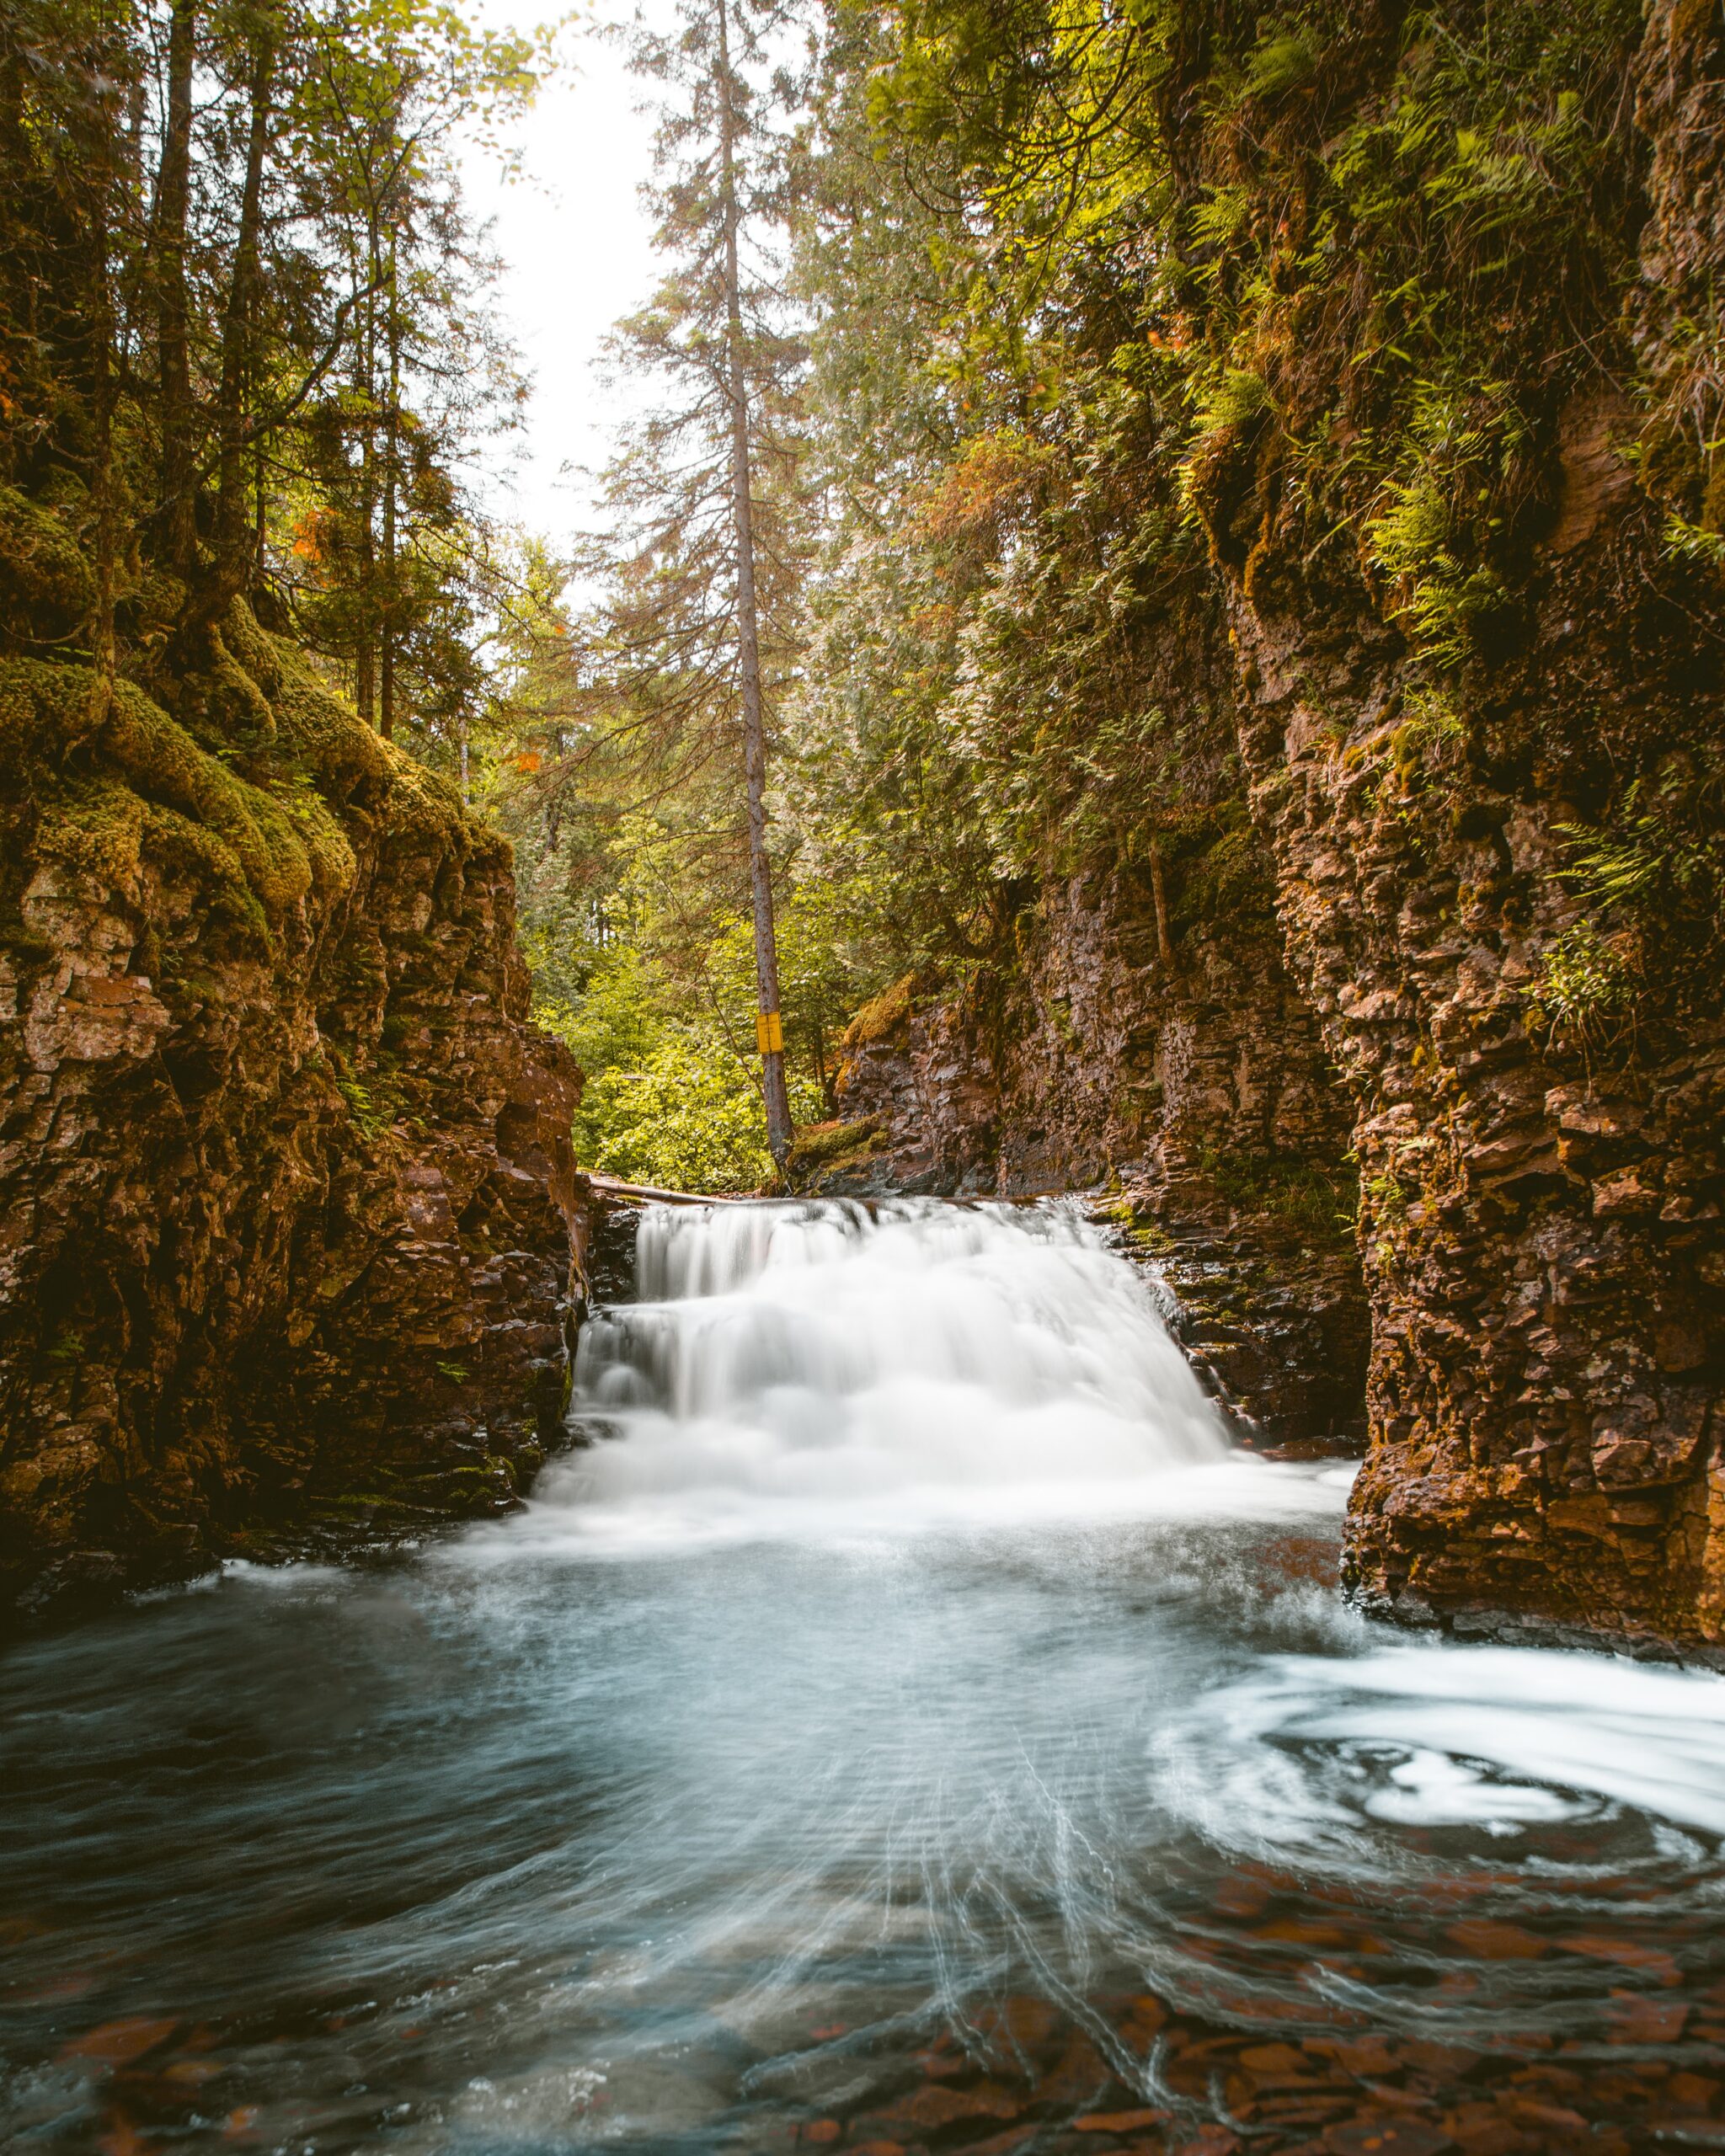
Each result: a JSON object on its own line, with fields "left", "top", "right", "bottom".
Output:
{"left": 0, "top": 656, "right": 108, "bottom": 769}
{"left": 137, "top": 801, "right": 270, "bottom": 941}
{"left": 0, "top": 484, "right": 93, "bottom": 639}
{"left": 841, "top": 973, "right": 919, "bottom": 1049}
{"left": 248, "top": 607, "right": 392, "bottom": 803}
{"left": 1177, "top": 819, "right": 1276, "bottom": 926}
{"left": 788, "top": 1114, "right": 884, "bottom": 1168}
{"left": 376, "top": 742, "right": 470, "bottom": 852}
{"left": 1114, "top": 1206, "right": 1177, "bottom": 1261}
{"left": 102, "top": 678, "right": 314, "bottom": 925}
{"left": 1197, "top": 1140, "right": 1359, "bottom": 1246}
{"left": 0, "top": 610, "right": 371, "bottom": 937}
{"left": 35, "top": 777, "right": 147, "bottom": 887}
{"left": 0, "top": 597, "right": 496, "bottom": 1055}
{"left": 270, "top": 768, "right": 357, "bottom": 906}
{"left": 206, "top": 620, "right": 277, "bottom": 749}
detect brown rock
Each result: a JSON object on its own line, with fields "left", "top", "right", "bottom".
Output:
{"left": 0, "top": 608, "right": 588, "bottom": 1614}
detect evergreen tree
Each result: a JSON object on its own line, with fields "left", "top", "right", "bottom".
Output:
{"left": 566, "top": 0, "right": 813, "bottom": 1163}
{"left": 0, "top": 0, "right": 545, "bottom": 752}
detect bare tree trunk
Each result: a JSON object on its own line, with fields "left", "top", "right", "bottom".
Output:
{"left": 379, "top": 231, "right": 398, "bottom": 742}
{"left": 355, "top": 217, "right": 378, "bottom": 727}
{"left": 255, "top": 437, "right": 267, "bottom": 580}
{"left": 155, "top": 0, "right": 197, "bottom": 581}
{"left": 86, "top": 51, "right": 121, "bottom": 721}
{"left": 215, "top": 8, "right": 275, "bottom": 594}
{"left": 715, "top": 0, "right": 791, "bottom": 1166}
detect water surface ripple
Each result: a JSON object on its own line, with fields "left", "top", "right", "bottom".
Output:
{"left": 4, "top": 1198, "right": 1724, "bottom": 2153}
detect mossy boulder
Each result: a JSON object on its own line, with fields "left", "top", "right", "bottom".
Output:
{"left": 0, "top": 486, "right": 93, "bottom": 644}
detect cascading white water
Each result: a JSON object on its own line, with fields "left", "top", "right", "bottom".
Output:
{"left": 541, "top": 1198, "right": 1272, "bottom": 1550}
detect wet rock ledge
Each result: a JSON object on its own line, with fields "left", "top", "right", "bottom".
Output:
{"left": 0, "top": 602, "right": 590, "bottom": 1620}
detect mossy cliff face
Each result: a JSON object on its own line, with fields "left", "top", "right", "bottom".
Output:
{"left": 835, "top": 0, "right": 1722, "bottom": 1645}
{"left": 824, "top": 852, "right": 1368, "bottom": 1443}
{"left": 0, "top": 590, "right": 585, "bottom": 1616}
{"left": 1173, "top": 0, "right": 1725, "bottom": 1650}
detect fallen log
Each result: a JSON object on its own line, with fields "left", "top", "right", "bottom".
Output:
{"left": 584, "top": 1173, "right": 757, "bottom": 1208}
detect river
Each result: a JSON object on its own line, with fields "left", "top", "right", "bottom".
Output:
{"left": 4, "top": 1198, "right": 1724, "bottom": 2153}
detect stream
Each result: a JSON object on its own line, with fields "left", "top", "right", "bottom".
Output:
{"left": 4, "top": 1198, "right": 1725, "bottom": 2153}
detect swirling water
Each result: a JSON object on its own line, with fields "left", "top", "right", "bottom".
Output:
{"left": 4, "top": 1198, "right": 1725, "bottom": 2154}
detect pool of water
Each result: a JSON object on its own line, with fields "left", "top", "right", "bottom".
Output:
{"left": 4, "top": 1200, "right": 1724, "bottom": 2153}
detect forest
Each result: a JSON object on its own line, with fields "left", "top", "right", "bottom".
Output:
{"left": 5, "top": 0, "right": 1719, "bottom": 1181}
{"left": 5, "top": 3, "right": 1725, "bottom": 2149}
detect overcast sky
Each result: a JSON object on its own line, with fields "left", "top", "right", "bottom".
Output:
{"left": 459, "top": 3, "right": 665, "bottom": 546}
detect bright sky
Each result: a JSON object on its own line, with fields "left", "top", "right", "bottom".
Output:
{"left": 459, "top": 3, "right": 665, "bottom": 546}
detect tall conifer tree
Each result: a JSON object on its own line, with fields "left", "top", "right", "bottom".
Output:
{"left": 584, "top": 0, "right": 809, "bottom": 1164}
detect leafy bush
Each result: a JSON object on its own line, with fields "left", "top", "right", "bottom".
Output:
{"left": 1530, "top": 919, "right": 1641, "bottom": 1045}
{"left": 572, "top": 1045, "right": 780, "bottom": 1193}
{"left": 540, "top": 947, "right": 825, "bottom": 1193}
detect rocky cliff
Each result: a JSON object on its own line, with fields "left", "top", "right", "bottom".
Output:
{"left": 1177, "top": 0, "right": 1725, "bottom": 1654}
{"left": 0, "top": 584, "right": 588, "bottom": 1618}
{"left": 811, "top": 855, "right": 1368, "bottom": 1444}
{"left": 813, "top": 0, "right": 1725, "bottom": 1652}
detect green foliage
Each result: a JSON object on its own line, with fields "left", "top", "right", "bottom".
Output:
{"left": 1527, "top": 774, "right": 1723, "bottom": 1050}
{"left": 1199, "top": 1141, "right": 1359, "bottom": 1246}
{"left": 573, "top": 1049, "right": 777, "bottom": 1193}
{"left": 1190, "top": 367, "right": 1271, "bottom": 440}
{"left": 1557, "top": 811, "right": 1709, "bottom": 914}
{"left": 334, "top": 1065, "right": 402, "bottom": 1142}
{"left": 1243, "top": 27, "right": 1316, "bottom": 103}
{"left": 1530, "top": 919, "right": 1641, "bottom": 1046}
{"left": 0, "top": 0, "right": 549, "bottom": 775}
{"left": 543, "top": 948, "right": 825, "bottom": 1193}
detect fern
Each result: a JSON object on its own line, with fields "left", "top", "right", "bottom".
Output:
{"left": 1188, "top": 184, "right": 1250, "bottom": 256}
{"left": 1531, "top": 920, "right": 1640, "bottom": 1041}
{"left": 1190, "top": 366, "right": 1270, "bottom": 437}
{"left": 1245, "top": 28, "right": 1316, "bottom": 100}
{"left": 1367, "top": 474, "right": 1450, "bottom": 574}
{"left": 1557, "top": 812, "right": 1705, "bottom": 913}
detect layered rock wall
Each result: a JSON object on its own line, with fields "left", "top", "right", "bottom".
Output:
{"left": 0, "top": 600, "right": 587, "bottom": 1614}
{"left": 822, "top": 0, "right": 1725, "bottom": 1650}
{"left": 1178, "top": 0, "right": 1725, "bottom": 1652}
{"left": 825, "top": 859, "right": 1369, "bottom": 1443}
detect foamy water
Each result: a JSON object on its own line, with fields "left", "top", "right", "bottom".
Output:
{"left": 5, "top": 1198, "right": 1725, "bottom": 2151}
{"left": 523, "top": 1198, "right": 1272, "bottom": 1550}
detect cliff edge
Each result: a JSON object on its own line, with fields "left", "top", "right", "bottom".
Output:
{"left": 0, "top": 582, "right": 585, "bottom": 1617}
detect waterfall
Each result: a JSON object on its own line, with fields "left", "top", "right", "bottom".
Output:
{"left": 542, "top": 1198, "right": 1249, "bottom": 1549}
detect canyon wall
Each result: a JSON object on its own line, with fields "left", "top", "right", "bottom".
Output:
{"left": 1178, "top": 0, "right": 1725, "bottom": 1652}
{"left": 815, "top": 0, "right": 1725, "bottom": 1652}
{"left": 0, "top": 587, "right": 588, "bottom": 1617}
{"left": 815, "top": 852, "right": 1369, "bottom": 1444}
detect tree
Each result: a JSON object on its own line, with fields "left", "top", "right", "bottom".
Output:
{"left": 279, "top": 0, "right": 540, "bottom": 741}
{"left": 0, "top": 0, "right": 547, "bottom": 771}
{"left": 563, "top": 0, "right": 811, "bottom": 1164}
{"left": 714, "top": 0, "right": 792, "bottom": 1159}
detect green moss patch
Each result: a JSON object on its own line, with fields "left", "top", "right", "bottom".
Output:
{"left": 841, "top": 974, "right": 919, "bottom": 1049}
